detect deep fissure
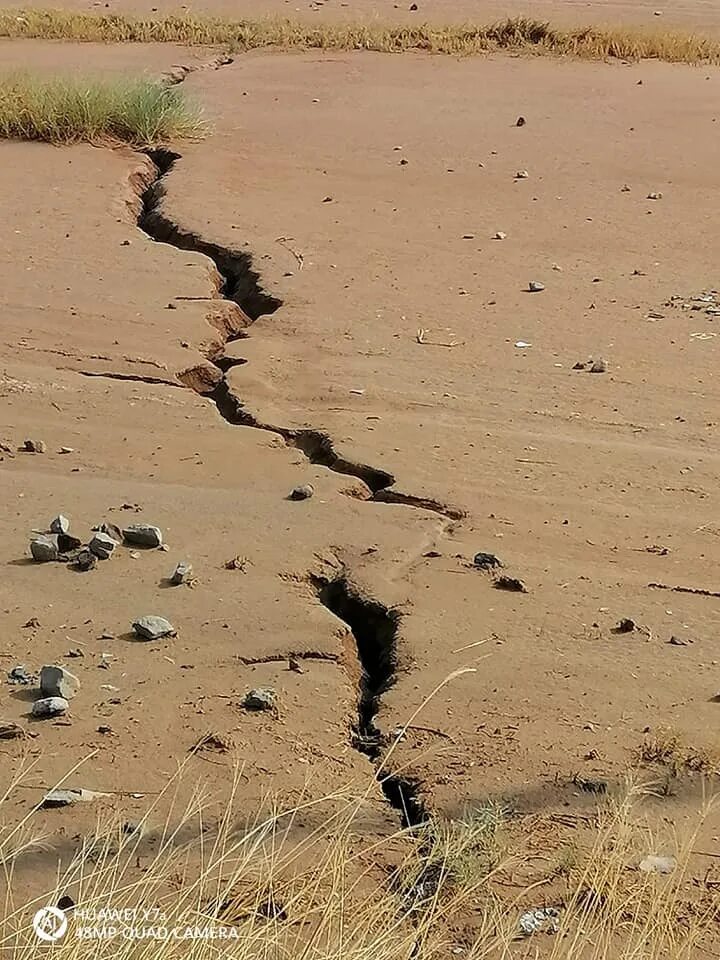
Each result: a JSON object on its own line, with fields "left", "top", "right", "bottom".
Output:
{"left": 312, "top": 574, "right": 427, "bottom": 828}
{"left": 134, "top": 149, "right": 450, "bottom": 826}
{"left": 136, "top": 149, "right": 461, "bottom": 519}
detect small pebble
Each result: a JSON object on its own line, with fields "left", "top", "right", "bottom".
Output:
{"left": 290, "top": 483, "right": 314, "bottom": 501}
{"left": 528, "top": 281, "right": 545, "bottom": 293}
{"left": 132, "top": 616, "right": 176, "bottom": 640}
{"left": 242, "top": 688, "right": 276, "bottom": 711}
{"left": 647, "top": 191, "right": 663, "bottom": 200}
{"left": 516, "top": 116, "right": 526, "bottom": 126}
{"left": 493, "top": 231, "right": 507, "bottom": 240}
{"left": 170, "top": 561, "right": 193, "bottom": 585}
{"left": 59, "top": 446, "right": 74, "bottom": 454}
{"left": 515, "top": 170, "right": 529, "bottom": 179}
{"left": 590, "top": 358, "right": 607, "bottom": 373}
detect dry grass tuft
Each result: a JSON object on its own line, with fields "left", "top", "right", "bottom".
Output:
{"left": 638, "top": 729, "right": 719, "bottom": 778}
{"left": 1, "top": 769, "right": 719, "bottom": 959}
{"left": 1, "top": 9, "right": 720, "bottom": 63}
{"left": 0, "top": 73, "right": 205, "bottom": 145}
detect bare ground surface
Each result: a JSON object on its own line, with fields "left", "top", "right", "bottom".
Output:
{"left": 3, "top": 38, "right": 720, "bottom": 935}
{"left": 16, "top": 0, "right": 720, "bottom": 32}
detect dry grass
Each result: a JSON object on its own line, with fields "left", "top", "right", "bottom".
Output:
{"left": 639, "top": 729, "right": 719, "bottom": 778}
{"left": 0, "top": 73, "right": 205, "bottom": 145}
{"left": 1, "top": 768, "right": 719, "bottom": 960}
{"left": 1, "top": 9, "right": 720, "bottom": 63}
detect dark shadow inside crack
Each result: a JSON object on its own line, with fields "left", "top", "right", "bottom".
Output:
{"left": 140, "top": 149, "right": 282, "bottom": 321}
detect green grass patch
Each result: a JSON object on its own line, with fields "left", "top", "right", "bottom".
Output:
{"left": 0, "top": 73, "right": 205, "bottom": 145}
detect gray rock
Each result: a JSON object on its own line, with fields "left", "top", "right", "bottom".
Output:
{"left": 590, "top": 358, "right": 607, "bottom": 374}
{"left": 519, "top": 907, "right": 560, "bottom": 936}
{"left": 242, "top": 688, "right": 276, "bottom": 711}
{"left": 23, "top": 439, "right": 46, "bottom": 453}
{"left": 89, "top": 532, "right": 118, "bottom": 560}
{"left": 32, "top": 696, "right": 69, "bottom": 718}
{"left": 132, "top": 616, "right": 176, "bottom": 640}
{"left": 94, "top": 521, "right": 123, "bottom": 542}
{"left": 30, "top": 535, "right": 59, "bottom": 562}
{"left": 528, "top": 280, "right": 545, "bottom": 293}
{"left": 40, "top": 665, "right": 81, "bottom": 700}
{"left": 289, "top": 484, "right": 314, "bottom": 501}
{"left": 75, "top": 549, "right": 97, "bottom": 572}
{"left": 50, "top": 515, "right": 70, "bottom": 534}
{"left": 7, "top": 665, "right": 36, "bottom": 685}
{"left": 170, "top": 561, "right": 193, "bottom": 585}
{"left": 123, "top": 524, "right": 163, "bottom": 547}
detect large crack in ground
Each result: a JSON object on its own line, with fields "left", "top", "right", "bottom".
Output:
{"left": 134, "top": 144, "right": 449, "bottom": 827}
{"left": 139, "top": 148, "right": 463, "bottom": 521}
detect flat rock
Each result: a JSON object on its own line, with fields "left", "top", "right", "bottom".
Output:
{"left": 123, "top": 523, "right": 163, "bottom": 547}
{"left": 32, "top": 696, "right": 69, "bottom": 718}
{"left": 132, "top": 616, "right": 176, "bottom": 640}
{"left": 50, "top": 514, "right": 70, "bottom": 534}
{"left": 89, "top": 531, "right": 118, "bottom": 559}
{"left": 40, "top": 665, "right": 81, "bottom": 700}
{"left": 242, "top": 688, "right": 276, "bottom": 711}
{"left": 170, "top": 561, "right": 193, "bottom": 585}
{"left": 528, "top": 280, "right": 545, "bottom": 293}
{"left": 30, "top": 534, "right": 59, "bottom": 562}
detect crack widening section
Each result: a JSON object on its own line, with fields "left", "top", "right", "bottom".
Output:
{"left": 312, "top": 572, "right": 427, "bottom": 829}
{"left": 137, "top": 149, "right": 462, "bottom": 520}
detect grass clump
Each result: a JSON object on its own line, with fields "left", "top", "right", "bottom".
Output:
{"left": 638, "top": 729, "right": 719, "bottom": 778}
{"left": 0, "top": 73, "right": 205, "bottom": 145}
{"left": 1, "top": 10, "right": 720, "bottom": 63}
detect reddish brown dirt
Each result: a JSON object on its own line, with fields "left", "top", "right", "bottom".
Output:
{"left": 2, "top": 37, "right": 720, "bottom": 942}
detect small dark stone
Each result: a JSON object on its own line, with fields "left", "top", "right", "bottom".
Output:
{"left": 75, "top": 549, "right": 97, "bottom": 572}
{"left": 473, "top": 551, "right": 502, "bottom": 570}
{"left": 572, "top": 361, "right": 587, "bottom": 370}
{"left": 516, "top": 116, "right": 526, "bottom": 126}
{"left": 612, "top": 618, "right": 636, "bottom": 634}
{"left": 493, "top": 575, "right": 525, "bottom": 592}
{"left": 493, "top": 575, "right": 527, "bottom": 593}
{"left": 57, "top": 533, "right": 82, "bottom": 553}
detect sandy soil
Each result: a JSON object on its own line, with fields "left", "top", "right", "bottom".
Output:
{"left": 17, "top": 0, "right": 720, "bottom": 32}
{"left": 3, "top": 36, "right": 720, "bottom": 937}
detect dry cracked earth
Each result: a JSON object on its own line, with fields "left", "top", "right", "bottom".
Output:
{"left": 3, "top": 15, "right": 720, "bottom": 942}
